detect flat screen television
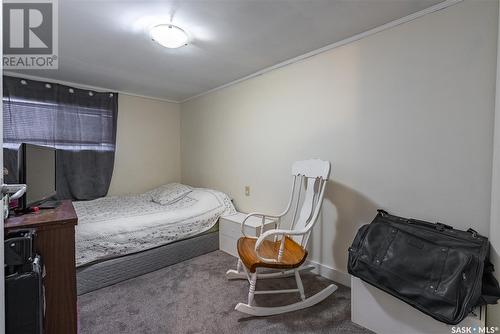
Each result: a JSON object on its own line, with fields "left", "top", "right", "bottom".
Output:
{"left": 19, "top": 143, "right": 57, "bottom": 208}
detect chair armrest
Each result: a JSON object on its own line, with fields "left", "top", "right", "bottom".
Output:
{"left": 240, "top": 212, "right": 282, "bottom": 238}
{"left": 254, "top": 228, "right": 307, "bottom": 263}
{"left": 244, "top": 211, "right": 284, "bottom": 220}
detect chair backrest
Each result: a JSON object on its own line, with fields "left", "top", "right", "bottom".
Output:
{"left": 287, "top": 159, "right": 330, "bottom": 246}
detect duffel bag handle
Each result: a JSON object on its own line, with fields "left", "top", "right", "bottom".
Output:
{"left": 436, "top": 222, "right": 453, "bottom": 231}
{"left": 407, "top": 219, "right": 453, "bottom": 232}
{"left": 407, "top": 218, "right": 440, "bottom": 230}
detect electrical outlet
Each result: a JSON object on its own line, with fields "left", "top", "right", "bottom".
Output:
{"left": 245, "top": 186, "right": 250, "bottom": 196}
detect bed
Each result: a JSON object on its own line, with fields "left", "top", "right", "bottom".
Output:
{"left": 74, "top": 185, "right": 235, "bottom": 295}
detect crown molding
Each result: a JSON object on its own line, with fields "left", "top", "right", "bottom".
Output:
{"left": 180, "top": 0, "right": 463, "bottom": 104}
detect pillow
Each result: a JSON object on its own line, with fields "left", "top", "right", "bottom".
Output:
{"left": 148, "top": 183, "right": 192, "bottom": 205}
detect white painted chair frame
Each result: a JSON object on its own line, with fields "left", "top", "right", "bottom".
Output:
{"left": 226, "top": 159, "right": 337, "bottom": 316}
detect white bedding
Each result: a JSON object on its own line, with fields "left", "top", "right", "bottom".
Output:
{"left": 74, "top": 188, "right": 235, "bottom": 267}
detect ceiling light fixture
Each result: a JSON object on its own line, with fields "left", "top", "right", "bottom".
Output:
{"left": 150, "top": 24, "right": 189, "bottom": 49}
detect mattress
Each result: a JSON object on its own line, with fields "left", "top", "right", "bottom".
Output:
{"left": 74, "top": 188, "right": 235, "bottom": 267}
{"left": 77, "top": 226, "right": 219, "bottom": 295}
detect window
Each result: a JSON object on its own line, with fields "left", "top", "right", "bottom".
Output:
{"left": 3, "top": 76, "right": 118, "bottom": 200}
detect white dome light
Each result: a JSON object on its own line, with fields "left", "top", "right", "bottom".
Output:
{"left": 150, "top": 24, "right": 188, "bottom": 49}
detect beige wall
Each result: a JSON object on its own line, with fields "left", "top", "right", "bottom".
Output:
{"left": 181, "top": 0, "right": 498, "bottom": 276}
{"left": 108, "top": 94, "right": 181, "bottom": 196}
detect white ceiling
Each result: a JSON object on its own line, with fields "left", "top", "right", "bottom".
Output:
{"left": 11, "top": 0, "right": 445, "bottom": 102}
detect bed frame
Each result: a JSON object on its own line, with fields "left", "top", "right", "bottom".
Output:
{"left": 77, "top": 224, "right": 219, "bottom": 295}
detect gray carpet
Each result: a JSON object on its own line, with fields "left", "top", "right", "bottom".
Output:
{"left": 78, "top": 251, "right": 372, "bottom": 334}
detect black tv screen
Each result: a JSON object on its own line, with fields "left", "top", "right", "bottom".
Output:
{"left": 20, "top": 143, "right": 56, "bottom": 208}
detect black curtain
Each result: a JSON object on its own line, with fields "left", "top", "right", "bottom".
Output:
{"left": 3, "top": 76, "right": 118, "bottom": 200}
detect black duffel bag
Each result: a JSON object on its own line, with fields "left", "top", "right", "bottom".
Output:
{"left": 348, "top": 209, "right": 500, "bottom": 325}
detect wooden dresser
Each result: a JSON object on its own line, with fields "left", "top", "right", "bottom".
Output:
{"left": 5, "top": 200, "right": 78, "bottom": 334}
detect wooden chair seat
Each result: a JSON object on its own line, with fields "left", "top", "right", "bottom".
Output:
{"left": 237, "top": 236, "right": 308, "bottom": 273}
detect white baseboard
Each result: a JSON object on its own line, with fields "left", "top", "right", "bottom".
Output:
{"left": 305, "top": 260, "right": 351, "bottom": 287}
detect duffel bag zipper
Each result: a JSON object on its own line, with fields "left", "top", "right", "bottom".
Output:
{"left": 400, "top": 221, "right": 483, "bottom": 244}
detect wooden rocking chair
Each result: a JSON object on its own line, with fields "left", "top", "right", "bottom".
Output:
{"left": 226, "top": 159, "right": 337, "bottom": 316}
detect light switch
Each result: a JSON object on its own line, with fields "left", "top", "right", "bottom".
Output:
{"left": 245, "top": 186, "right": 250, "bottom": 196}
